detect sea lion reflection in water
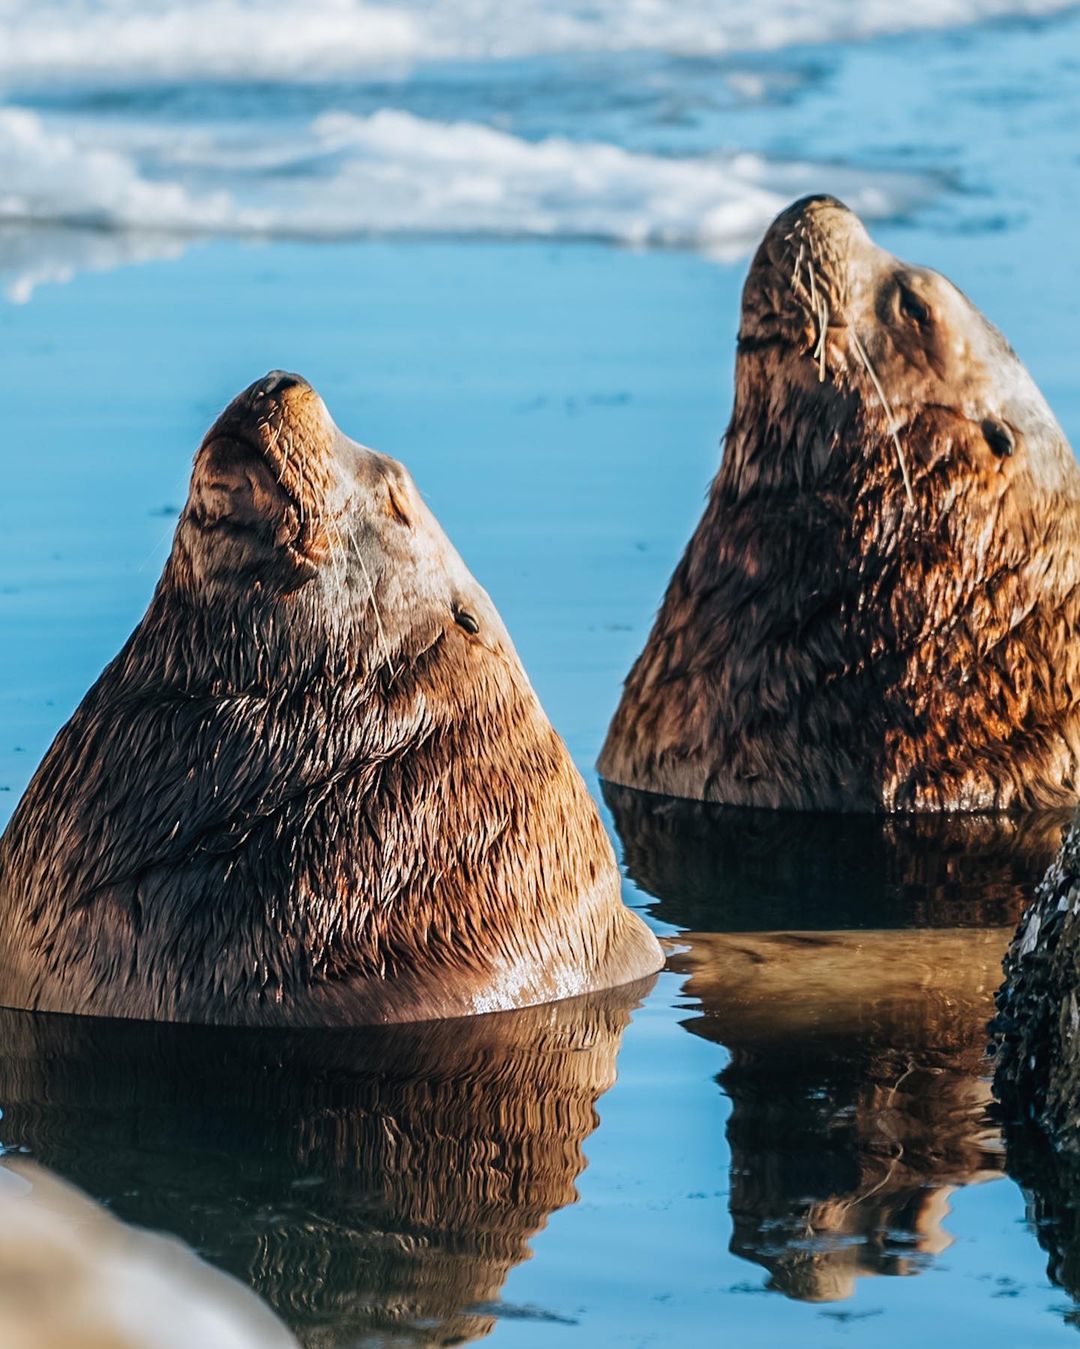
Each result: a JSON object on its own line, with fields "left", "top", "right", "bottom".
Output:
{"left": 601, "top": 195, "right": 1080, "bottom": 812}
{"left": 607, "top": 787, "right": 1070, "bottom": 1301}
{"left": 0, "top": 372, "right": 660, "bottom": 1024}
{"left": 0, "top": 980, "right": 650, "bottom": 1347}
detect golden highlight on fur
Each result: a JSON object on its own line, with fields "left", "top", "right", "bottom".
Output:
{"left": 0, "top": 372, "right": 661, "bottom": 1025}
{"left": 599, "top": 195, "right": 1080, "bottom": 812}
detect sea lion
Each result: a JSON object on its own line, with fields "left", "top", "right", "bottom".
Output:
{"left": 0, "top": 372, "right": 661, "bottom": 1025}
{"left": 599, "top": 194, "right": 1080, "bottom": 812}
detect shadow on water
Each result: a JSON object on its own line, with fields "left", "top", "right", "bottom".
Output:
{"left": 0, "top": 979, "right": 653, "bottom": 1348}
{"left": 605, "top": 784, "right": 1074, "bottom": 1303}
{"left": 603, "top": 783, "right": 1071, "bottom": 932}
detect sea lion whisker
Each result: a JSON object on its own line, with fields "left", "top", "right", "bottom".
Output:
{"left": 796, "top": 247, "right": 828, "bottom": 383}
{"left": 136, "top": 515, "right": 185, "bottom": 573}
{"left": 790, "top": 255, "right": 814, "bottom": 306}
{"left": 848, "top": 327, "right": 916, "bottom": 506}
{"left": 817, "top": 297, "right": 829, "bottom": 383}
{"left": 265, "top": 422, "right": 304, "bottom": 527}
{"left": 259, "top": 418, "right": 286, "bottom": 484}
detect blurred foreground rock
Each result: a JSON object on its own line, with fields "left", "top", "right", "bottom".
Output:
{"left": 0, "top": 1159, "right": 296, "bottom": 1349}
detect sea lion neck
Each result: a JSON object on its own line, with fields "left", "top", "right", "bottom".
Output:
{"left": 717, "top": 348, "right": 864, "bottom": 500}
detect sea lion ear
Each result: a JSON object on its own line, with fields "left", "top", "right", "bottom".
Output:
{"left": 188, "top": 438, "right": 295, "bottom": 543}
{"left": 982, "top": 418, "right": 1016, "bottom": 459}
{"left": 453, "top": 604, "right": 480, "bottom": 635}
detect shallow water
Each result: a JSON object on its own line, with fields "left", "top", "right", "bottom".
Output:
{"left": 6, "top": 2, "right": 1080, "bottom": 1345}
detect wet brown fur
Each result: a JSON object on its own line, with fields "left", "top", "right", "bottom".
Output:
{"left": 599, "top": 196, "right": 1080, "bottom": 811}
{"left": 0, "top": 373, "right": 661, "bottom": 1025}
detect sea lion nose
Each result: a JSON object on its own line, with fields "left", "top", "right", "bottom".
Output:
{"left": 761, "top": 193, "right": 868, "bottom": 266}
{"left": 790, "top": 193, "right": 847, "bottom": 214}
{"left": 255, "top": 370, "right": 310, "bottom": 399}
{"left": 774, "top": 194, "right": 853, "bottom": 236}
{"left": 245, "top": 369, "right": 307, "bottom": 399}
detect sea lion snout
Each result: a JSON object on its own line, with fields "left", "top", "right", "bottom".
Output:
{"left": 202, "top": 371, "right": 402, "bottom": 509}
{"left": 187, "top": 372, "right": 416, "bottom": 579}
{"left": 739, "top": 195, "right": 873, "bottom": 354}
{"left": 768, "top": 192, "right": 857, "bottom": 241}
{"left": 201, "top": 368, "right": 334, "bottom": 469}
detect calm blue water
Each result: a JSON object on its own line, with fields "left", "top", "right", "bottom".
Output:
{"left": 4, "top": 3, "right": 1080, "bottom": 1344}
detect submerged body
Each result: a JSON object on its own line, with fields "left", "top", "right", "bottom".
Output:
{"left": 600, "top": 195, "right": 1080, "bottom": 812}
{"left": 0, "top": 373, "right": 661, "bottom": 1025}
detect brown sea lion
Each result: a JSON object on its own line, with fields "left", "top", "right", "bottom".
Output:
{"left": 599, "top": 194, "right": 1080, "bottom": 812}
{"left": 0, "top": 372, "right": 661, "bottom": 1025}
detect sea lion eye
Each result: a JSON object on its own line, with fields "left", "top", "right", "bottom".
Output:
{"left": 982, "top": 418, "right": 1015, "bottom": 458}
{"left": 454, "top": 606, "right": 480, "bottom": 635}
{"left": 897, "top": 281, "right": 931, "bottom": 327}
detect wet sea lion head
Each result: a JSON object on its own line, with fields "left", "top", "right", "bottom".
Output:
{"left": 179, "top": 370, "right": 503, "bottom": 678}
{"left": 732, "top": 194, "right": 1074, "bottom": 500}
{"left": 599, "top": 197, "right": 1080, "bottom": 811}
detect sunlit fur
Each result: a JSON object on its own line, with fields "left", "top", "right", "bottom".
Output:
{"left": 0, "top": 373, "right": 662, "bottom": 1024}
{"left": 600, "top": 195, "right": 1080, "bottom": 812}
